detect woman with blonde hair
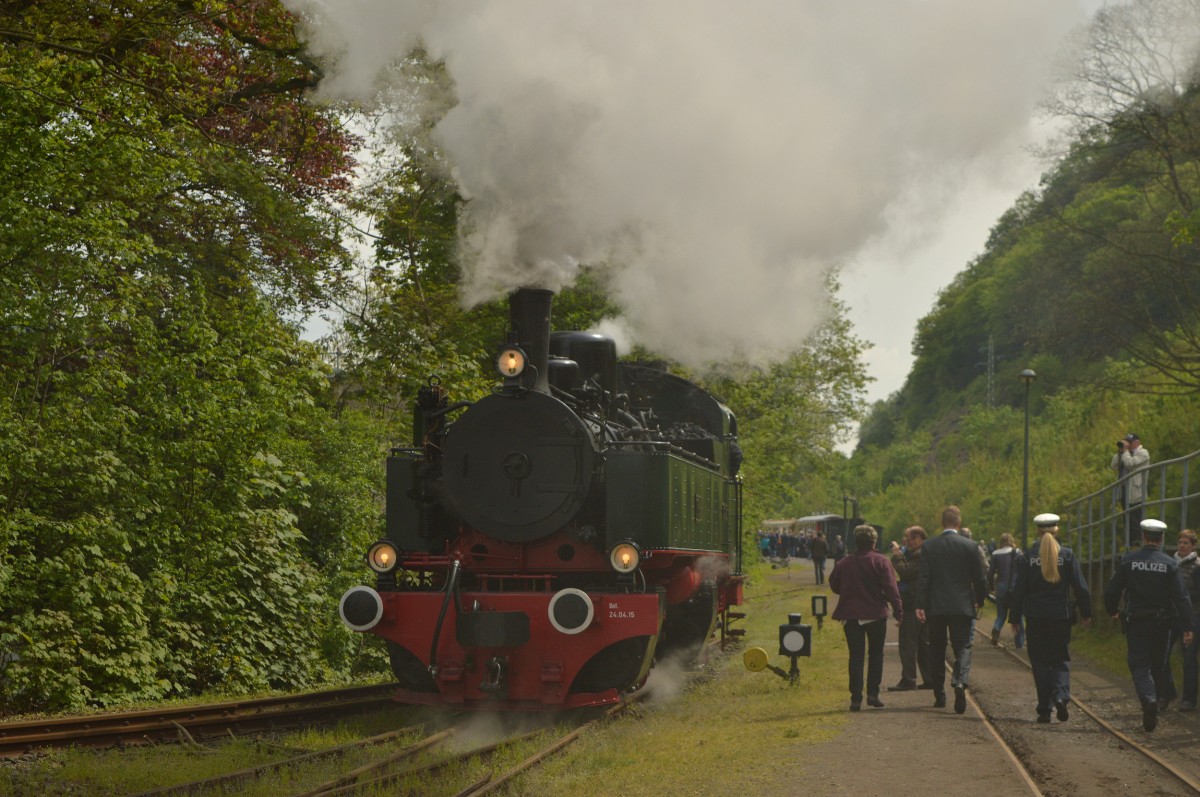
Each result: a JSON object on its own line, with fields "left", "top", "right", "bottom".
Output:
{"left": 1010, "top": 513, "right": 1093, "bottom": 723}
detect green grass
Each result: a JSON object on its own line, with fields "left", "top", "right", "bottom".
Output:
{"left": 499, "top": 563, "right": 849, "bottom": 796}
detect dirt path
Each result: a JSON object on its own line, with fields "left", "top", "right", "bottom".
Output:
{"left": 774, "top": 557, "right": 1200, "bottom": 797}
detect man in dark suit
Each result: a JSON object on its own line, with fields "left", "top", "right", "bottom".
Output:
{"left": 916, "top": 505, "right": 989, "bottom": 714}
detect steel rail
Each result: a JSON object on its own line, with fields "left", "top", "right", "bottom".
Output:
{"left": 312, "top": 727, "right": 546, "bottom": 797}
{"left": 0, "top": 683, "right": 401, "bottom": 757}
{"left": 971, "top": 620, "right": 1200, "bottom": 794}
{"left": 460, "top": 698, "right": 634, "bottom": 797}
{"left": 123, "top": 723, "right": 427, "bottom": 797}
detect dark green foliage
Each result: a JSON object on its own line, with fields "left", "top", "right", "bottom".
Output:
{"left": 874, "top": 78, "right": 1200, "bottom": 445}
{"left": 0, "top": 2, "right": 388, "bottom": 711}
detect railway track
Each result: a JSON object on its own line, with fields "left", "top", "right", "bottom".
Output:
{"left": 121, "top": 698, "right": 634, "bottom": 796}
{"left": 962, "top": 620, "right": 1200, "bottom": 796}
{"left": 0, "top": 683, "right": 402, "bottom": 758}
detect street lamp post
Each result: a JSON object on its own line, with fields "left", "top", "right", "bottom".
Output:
{"left": 1020, "top": 369, "right": 1037, "bottom": 551}
{"left": 842, "top": 495, "right": 850, "bottom": 550}
{"left": 842, "top": 495, "right": 859, "bottom": 550}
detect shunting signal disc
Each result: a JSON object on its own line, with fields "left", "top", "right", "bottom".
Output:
{"left": 743, "top": 647, "right": 770, "bottom": 673}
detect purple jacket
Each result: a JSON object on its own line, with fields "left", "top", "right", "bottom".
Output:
{"left": 829, "top": 550, "right": 903, "bottom": 623}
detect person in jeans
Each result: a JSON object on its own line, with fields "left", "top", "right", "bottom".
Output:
{"left": 1169, "top": 530, "right": 1200, "bottom": 711}
{"left": 830, "top": 525, "right": 903, "bottom": 712}
{"left": 989, "top": 533, "right": 1025, "bottom": 648}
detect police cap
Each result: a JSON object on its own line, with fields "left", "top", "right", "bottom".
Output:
{"left": 1033, "top": 513, "right": 1060, "bottom": 527}
{"left": 1140, "top": 518, "right": 1167, "bottom": 538}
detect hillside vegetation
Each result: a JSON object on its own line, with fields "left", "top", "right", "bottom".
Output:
{"left": 848, "top": 4, "right": 1200, "bottom": 541}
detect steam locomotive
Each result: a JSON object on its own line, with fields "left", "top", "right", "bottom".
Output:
{"left": 338, "top": 288, "right": 744, "bottom": 709}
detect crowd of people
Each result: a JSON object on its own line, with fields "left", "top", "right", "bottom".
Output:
{"left": 756, "top": 528, "right": 844, "bottom": 564}
{"left": 816, "top": 503, "right": 1196, "bottom": 732}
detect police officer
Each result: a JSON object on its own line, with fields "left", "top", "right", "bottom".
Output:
{"left": 1009, "top": 513, "right": 1092, "bottom": 723}
{"left": 1104, "top": 518, "right": 1195, "bottom": 731}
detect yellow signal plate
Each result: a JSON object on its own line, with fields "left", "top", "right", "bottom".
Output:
{"left": 743, "top": 646, "right": 770, "bottom": 673}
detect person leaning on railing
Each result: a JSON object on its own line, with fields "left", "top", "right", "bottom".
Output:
{"left": 1111, "top": 433, "right": 1150, "bottom": 543}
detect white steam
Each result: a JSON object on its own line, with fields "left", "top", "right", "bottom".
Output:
{"left": 287, "top": 0, "right": 1091, "bottom": 366}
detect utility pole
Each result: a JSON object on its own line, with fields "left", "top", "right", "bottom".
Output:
{"left": 987, "top": 335, "right": 995, "bottom": 409}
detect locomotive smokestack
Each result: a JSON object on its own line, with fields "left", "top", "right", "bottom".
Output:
{"left": 509, "top": 288, "right": 553, "bottom": 393}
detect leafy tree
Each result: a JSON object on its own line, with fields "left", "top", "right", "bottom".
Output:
{"left": 1036, "top": 0, "right": 1200, "bottom": 392}
{"left": 0, "top": 1, "right": 387, "bottom": 710}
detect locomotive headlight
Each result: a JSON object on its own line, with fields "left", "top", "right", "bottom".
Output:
{"left": 367, "top": 540, "right": 399, "bottom": 573}
{"left": 609, "top": 540, "right": 641, "bottom": 573}
{"left": 496, "top": 346, "right": 527, "bottom": 378}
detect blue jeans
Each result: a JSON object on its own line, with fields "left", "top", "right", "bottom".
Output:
{"left": 843, "top": 618, "right": 887, "bottom": 702}
{"left": 992, "top": 584, "right": 1025, "bottom": 646}
{"left": 1166, "top": 618, "right": 1200, "bottom": 705}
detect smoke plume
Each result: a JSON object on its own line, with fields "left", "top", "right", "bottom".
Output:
{"left": 286, "top": 0, "right": 1089, "bottom": 366}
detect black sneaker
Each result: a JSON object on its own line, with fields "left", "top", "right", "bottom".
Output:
{"left": 867, "top": 696, "right": 884, "bottom": 708}
{"left": 850, "top": 701, "right": 861, "bottom": 712}
{"left": 1055, "top": 700, "right": 1069, "bottom": 722}
{"left": 1143, "top": 700, "right": 1159, "bottom": 732}
{"left": 888, "top": 681, "right": 917, "bottom": 692}
{"left": 954, "top": 685, "right": 967, "bottom": 714}
{"left": 1036, "top": 714, "right": 1051, "bottom": 724}
{"left": 991, "top": 628, "right": 1000, "bottom": 646}
{"left": 933, "top": 693, "right": 946, "bottom": 708}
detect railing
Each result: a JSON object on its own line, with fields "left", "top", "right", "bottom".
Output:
{"left": 1064, "top": 449, "right": 1200, "bottom": 594}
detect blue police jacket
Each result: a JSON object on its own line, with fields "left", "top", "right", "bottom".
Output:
{"left": 1009, "top": 537, "right": 1091, "bottom": 623}
{"left": 1104, "top": 544, "right": 1194, "bottom": 631}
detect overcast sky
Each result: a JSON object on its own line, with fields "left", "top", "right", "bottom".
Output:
{"left": 292, "top": 0, "right": 1120, "bottom": 445}
{"left": 840, "top": 134, "right": 1048, "bottom": 408}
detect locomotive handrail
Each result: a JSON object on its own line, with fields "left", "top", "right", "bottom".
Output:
{"left": 389, "top": 447, "right": 423, "bottom": 456}
{"left": 428, "top": 559, "right": 462, "bottom": 678}
{"left": 605, "top": 439, "right": 719, "bottom": 470}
